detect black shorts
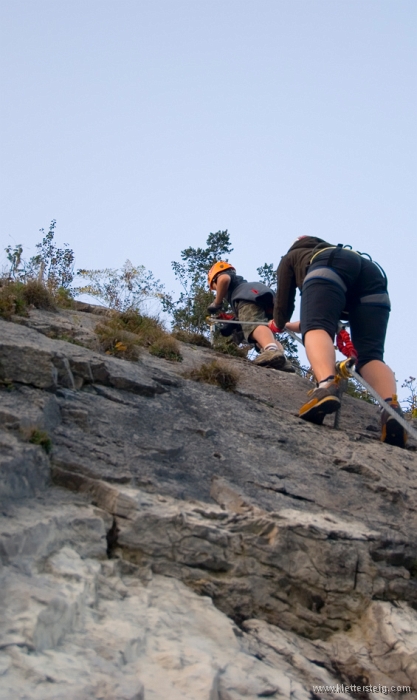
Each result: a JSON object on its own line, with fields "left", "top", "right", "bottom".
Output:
{"left": 300, "top": 248, "right": 391, "bottom": 370}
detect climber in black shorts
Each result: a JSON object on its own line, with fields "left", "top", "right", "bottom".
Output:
{"left": 270, "top": 236, "right": 406, "bottom": 447}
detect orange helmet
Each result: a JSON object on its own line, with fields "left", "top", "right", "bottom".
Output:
{"left": 207, "top": 261, "right": 235, "bottom": 290}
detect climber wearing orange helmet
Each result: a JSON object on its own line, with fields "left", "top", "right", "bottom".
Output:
{"left": 207, "top": 261, "right": 236, "bottom": 291}
{"left": 207, "top": 261, "right": 294, "bottom": 372}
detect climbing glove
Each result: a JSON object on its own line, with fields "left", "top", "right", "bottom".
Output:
{"left": 207, "top": 302, "right": 223, "bottom": 315}
{"left": 268, "top": 320, "right": 282, "bottom": 334}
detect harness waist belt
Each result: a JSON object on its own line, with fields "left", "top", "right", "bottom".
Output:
{"left": 303, "top": 267, "right": 347, "bottom": 292}
{"left": 310, "top": 246, "right": 360, "bottom": 265}
{"left": 360, "top": 293, "right": 390, "bottom": 307}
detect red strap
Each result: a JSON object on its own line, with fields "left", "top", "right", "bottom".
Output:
{"left": 217, "top": 312, "right": 235, "bottom": 320}
{"left": 268, "top": 320, "right": 281, "bottom": 334}
{"left": 336, "top": 328, "right": 358, "bottom": 359}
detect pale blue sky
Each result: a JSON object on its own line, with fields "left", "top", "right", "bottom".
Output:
{"left": 1, "top": 0, "right": 416, "bottom": 395}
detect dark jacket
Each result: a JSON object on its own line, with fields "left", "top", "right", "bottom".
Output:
{"left": 273, "top": 237, "right": 332, "bottom": 329}
{"left": 222, "top": 272, "right": 275, "bottom": 313}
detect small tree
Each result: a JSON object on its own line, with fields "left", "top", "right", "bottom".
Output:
{"left": 401, "top": 376, "right": 417, "bottom": 418}
{"left": 76, "top": 259, "right": 167, "bottom": 312}
{"left": 256, "top": 262, "right": 276, "bottom": 290}
{"left": 4, "top": 243, "right": 24, "bottom": 280}
{"left": 5, "top": 221, "right": 75, "bottom": 290}
{"left": 166, "top": 230, "right": 233, "bottom": 333}
{"left": 25, "top": 220, "right": 75, "bottom": 291}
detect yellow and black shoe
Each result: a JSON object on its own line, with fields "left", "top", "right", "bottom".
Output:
{"left": 299, "top": 380, "right": 341, "bottom": 425}
{"left": 381, "top": 400, "right": 407, "bottom": 448}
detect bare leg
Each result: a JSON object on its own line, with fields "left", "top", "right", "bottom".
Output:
{"left": 361, "top": 360, "right": 405, "bottom": 446}
{"left": 303, "top": 329, "right": 336, "bottom": 382}
{"left": 359, "top": 360, "right": 396, "bottom": 399}
{"left": 299, "top": 328, "right": 340, "bottom": 423}
{"left": 251, "top": 326, "right": 284, "bottom": 352}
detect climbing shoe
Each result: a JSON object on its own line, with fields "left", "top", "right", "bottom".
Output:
{"left": 299, "top": 381, "right": 341, "bottom": 425}
{"left": 381, "top": 400, "right": 407, "bottom": 448}
{"left": 253, "top": 348, "right": 286, "bottom": 370}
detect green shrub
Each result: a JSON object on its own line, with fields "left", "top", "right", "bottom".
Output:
{"left": 54, "top": 286, "right": 75, "bottom": 308}
{"left": 185, "top": 360, "right": 239, "bottom": 391}
{"left": 29, "top": 429, "right": 52, "bottom": 454}
{"left": 149, "top": 336, "right": 182, "bottom": 362}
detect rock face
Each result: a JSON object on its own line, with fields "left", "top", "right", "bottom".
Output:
{"left": 1, "top": 307, "right": 417, "bottom": 699}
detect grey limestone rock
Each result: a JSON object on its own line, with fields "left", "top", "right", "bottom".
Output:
{"left": 1, "top": 308, "right": 417, "bottom": 699}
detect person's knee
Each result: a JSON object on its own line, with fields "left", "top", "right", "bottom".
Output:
{"left": 302, "top": 326, "right": 335, "bottom": 344}
{"left": 356, "top": 355, "right": 385, "bottom": 373}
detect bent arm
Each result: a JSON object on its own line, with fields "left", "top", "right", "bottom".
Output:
{"left": 273, "top": 257, "right": 297, "bottom": 330}
{"left": 213, "top": 273, "right": 231, "bottom": 305}
{"left": 285, "top": 321, "right": 301, "bottom": 333}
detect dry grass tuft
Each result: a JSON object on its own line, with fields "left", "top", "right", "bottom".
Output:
{"left": 23, "top": 279, "right": 56, "bottom": 310}
{"left": 95, "top": 309, "right": 182, "bottom": 362}
{"left": 116, "top": 309, "right": 164, "bottom": 341}
{"left": 0, "top": 280, "right": 27, "bottom": 318}
{"left": 149, "top": 335, "right": 182, "bottom": 362}
{"left": 172, "top": 330, "right": 211, "bottom": 348}
{"left": 0, "top": 279, "right": 58, "bottom": 319}
{"left": 95, "top": 320, "right": 141, "bottom": 360}
{"left": 185, "top": 360, "right": 239, "bottom": 391}
{"left": 213, "top": 337, "right": 248, "bottom": 358}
